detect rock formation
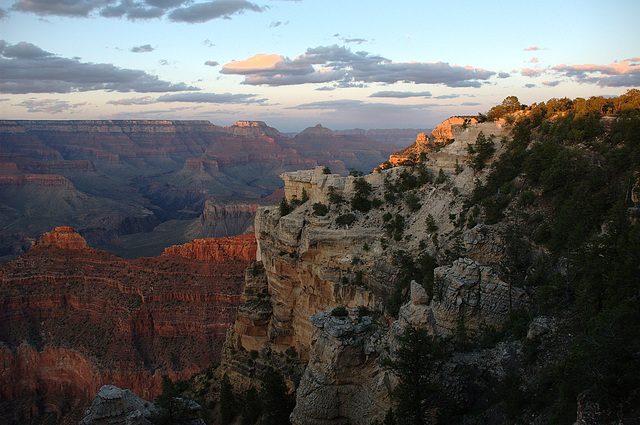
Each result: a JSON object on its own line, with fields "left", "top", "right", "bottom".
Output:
{"left": 291, "top": 309, "right": 391, "bottom": 425}
{"left": 79, "top": 385, "right": 157, "bottom": 425}
{"left": 33, "top": 225, "right": 88, "bottom": 250}
{"left": 219, "top": 116, "right": 529, "bottom": 423}
{"left": 0, "top": 119, "right": 402, "bottom": 261}
{"left": 0, "top": 227, "right": 256, "bottom": 424}
{"left": 382, "top": 116, "right": 509, "bottom": 169}
{"left": 395, "top": 257, "right": 529, "bottom": 337}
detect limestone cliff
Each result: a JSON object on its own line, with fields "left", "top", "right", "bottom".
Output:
{"left": 220, "top": 116, "right": 527, "bottom": 423}
{"left": 382, "top": 116, "right": 509, "bottom": 169}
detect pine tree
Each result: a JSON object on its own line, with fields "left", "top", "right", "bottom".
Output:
{"left": 385, "top": 326, "right": 447, "bottom": 425}
{"left": 219, "top": 373, "right": 236, "bottom": 425}
{"left": 260, "top": 368, "right": 294, "bottom": 425}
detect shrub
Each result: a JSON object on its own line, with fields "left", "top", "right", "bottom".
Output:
{"left": 405, "top": 192, "right": 421, "bottom": 212}
{"left": 434, "top": 169, "right": 448, "bottom": 184}
{"left": 336, "top": 213, "right": 356, "bottom": 226}
{"left": 328, "top": 186, "right": 344, "bottom": 204}
{"left": 312, "top": 203, "right": 328, "bottom": 216}
{"left": 426, "top": 214, "right": 438, "bottom": 232}
{"left": 331, "top": 305, "right": 348, "bottom": 317}
{"left": 278, "top": 198, "right": 292, "bottom": 216}
{"left": 467, "top": 132, "right": 496, "bottom": 173}
{"left": 323, "top": 166, "right": 331, "bottom": 174}
{"left": 351, "top": 196, "right": 372, "bottom": 213}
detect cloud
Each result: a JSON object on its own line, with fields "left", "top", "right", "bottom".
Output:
{"left": 369, "top": 90, "right": 432, "bottom": 98}
{"left": 205, "top": 60, "right": 219, "bottom": 67}
{"left": 542, "top": 80, "right": 561, "bottom": 87}
{"left": 221, "top": 45, "right": 495, "bottom": 88}
{"left": 202, "top": 39, "right": 215, "bottom": 47}
{"left": 100, "top": 0, "right": 165, "bottom": 19}
{"left": 0, "top": 40, "right": 197, "bottom": 94}
{"left": 553, "top": 60, "right": 640, "bottom": 87}
{"left": 107, "top": 96, "right": 155, "bottom": 105}
{"left": 16, "top": 98, "right": 87, "bottom": 113}
{"left": 286, "top": 100, "right": 442, "bottom": 125}
{"left": 11, "top": 0, "right": 114, "bottom": 17}
{"left": 1, "top": 40, "right": 52, "bottom": 58}
{"left": 156, "top": 92, "right": 265, "bottom": 103}
{"left": 131, "top": 44, "right": 154, "bottom": 53}
{"left": 529, "top": 57, "right": 539, "bottom": 63}
{"left": 334, "top": 34, "right": 369, "bottom": 44}
{"left": 524, "top": 46, "right": 548, "bottom": 51}
{"left": 11, "top": 0, "right": 262, "bottom": 21}
{"left": 315, "top": 86, "right": 335, "bottom": 91}
{"left": 168, "top": 0, "right": 265, "bottom": 23}
{"left": 497, "top": 72, "right": 510, "bottom": 79}
{"left": 434, "top": 94, "right": 459, "bottom": 99}
{"left": 462, "top": 102, "right": 481, "bottom": 106}
{"left": 525, "top": 84, "right": 536, "bottom": 88}
{"left": 269, "top": 20, "right": 288, "bottom": 27}
{"left": 521, "top": 68, "right": 545, "bottom": 77}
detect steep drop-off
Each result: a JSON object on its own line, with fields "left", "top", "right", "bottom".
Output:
{"left": 216, "top": 93, "right": 640, "bottom": 425}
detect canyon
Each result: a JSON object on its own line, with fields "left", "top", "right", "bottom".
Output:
{"left": 219, "top": 118, "right": 526, "bottom": 423}
{"left": 0, "top": 119, "right": 397, "bottom": 261}
{"left": 0, "top": 226, "right": 256, "bottom": 424}
{"left": 7, "top": 91, "right": 640, "bottom": 424}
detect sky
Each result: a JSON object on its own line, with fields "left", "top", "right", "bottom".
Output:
{"left": 1, "top": 0, "right": 639, "bottom": 132}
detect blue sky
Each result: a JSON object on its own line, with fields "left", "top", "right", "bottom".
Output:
{"left": 1, "top": 0, "right": 639, "bottom": 131}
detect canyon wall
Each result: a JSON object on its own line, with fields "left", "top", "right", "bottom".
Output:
{"left": 220, "top": 116, "right": 522, "bottom": 423}
{"left": 0, "top": 119, "right": 398, "bottom": 261}
{"left": 0, "top": 227, "right": 256, "bottom": 424}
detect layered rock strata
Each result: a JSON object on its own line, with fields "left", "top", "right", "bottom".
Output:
{"left": 221, "top": 117, "right": 527, "bottom": 422}
{"left": 383, "top": 117, "right": 509, "bottom": 169}
{"left": 0, "top": 227, "right": 256, "bottom": 424}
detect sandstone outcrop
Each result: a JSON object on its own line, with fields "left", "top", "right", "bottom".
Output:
{"left": 383, "top": 117, "right": 510, "bottom": 170}
{"left": 33, "top": 225, "right": 88, "bottom": 250}
{"left": 220, "top": 121, "right": 525, "bottom": 422}
{"left": 163, "top": 233, "right": 256, "bottom": 263}
{"left": 431, "top": 258, "right": 527, "bottom": 335}
{"left": 0, "top": 227, "right": 255, "bottom": 424}
{"left": 194, "top": 201, "right": 258, "bottom": 237}
{"left": 291, "top": 309, "right": 391, "bottom": 425}
{"left": 226, "top": 120, "right": 282, "bottom": 138}
{"left": 79, "top": 385, "right": 157, "bottom": 425}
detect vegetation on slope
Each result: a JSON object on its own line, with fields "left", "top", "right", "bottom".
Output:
{"left": 152, "top": 90, "right": 640, "bottom": 425}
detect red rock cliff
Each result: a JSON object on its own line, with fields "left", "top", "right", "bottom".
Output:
{"left": 0, "top": 227, "right": 256, "bottom": 424}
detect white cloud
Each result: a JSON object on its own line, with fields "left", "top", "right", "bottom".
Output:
{"left": 553, "top": 60, "right": 640, "bottom": 87}
{"left": 221, "top": 45, "right": 495, "bottom": 88}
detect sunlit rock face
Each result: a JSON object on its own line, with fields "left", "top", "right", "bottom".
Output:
{"left": 0, "top": 227, "right": 255, "bottom": 424}
{"left": 383, "top": 116, "right": 511, "bottom": 169}
{"left": 219, "top": 115, "right": 533, "bottom": 423}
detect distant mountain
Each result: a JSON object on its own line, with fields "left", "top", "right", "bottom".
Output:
{"left": 0, "top": 120, "right": 397, "bottom": 260}
{"left": 334, "top": 127, "right": 432, "bottom": 147}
